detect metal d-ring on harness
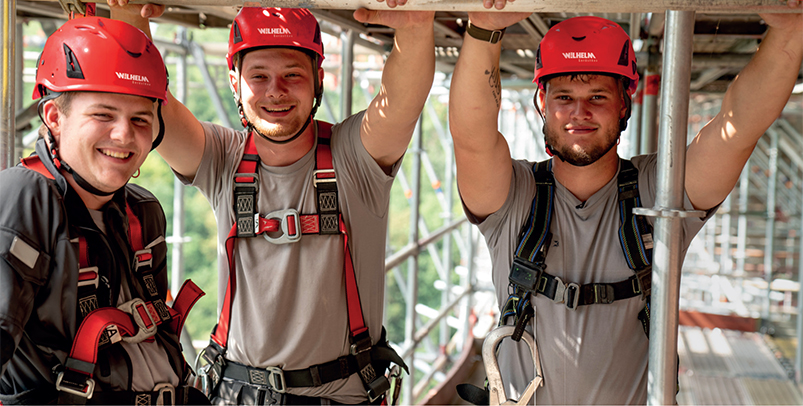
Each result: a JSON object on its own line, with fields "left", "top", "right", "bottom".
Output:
{"left": 487, "top": 158, "right": 654, "bottom": 400}
{"left": 200, "top": 121, "right": 406, "bottom": 403}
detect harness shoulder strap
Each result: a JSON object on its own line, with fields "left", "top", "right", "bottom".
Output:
{"left": 20, "top": 155, "right": 56, "bottom": 180}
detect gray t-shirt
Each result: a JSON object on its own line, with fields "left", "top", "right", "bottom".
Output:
{"left": 471, "top": 154, "right": 713, "bottom": 405}
{"left": 179, "top": 112, "right": 398, "bottom": 403}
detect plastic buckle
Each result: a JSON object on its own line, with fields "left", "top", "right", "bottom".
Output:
{"left": 261, "top": 209, "right": 302, "bottom": 244}
{"left": 55, "top": 370, "right": 95, "bottom": 399}
{"left": 266, "top": 366, "right": 286, "bottom": 393}
{"left": 154, "top": 383, "right": 175, "bottom": 406}
{"left": 313, "top": 169, "right": 336, "bottom": 188}
{"left": 118, "top": 298, "right": 159, "bottom": 343}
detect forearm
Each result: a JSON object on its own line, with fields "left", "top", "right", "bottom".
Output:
{"left": 374, "top": 22, "right": 436, "bottom": 129}
{"left": 718, "top": 24, "right": 802, "bottom": 145}
{"left": 449, "top": 34, "right": 505, "bottom": 153}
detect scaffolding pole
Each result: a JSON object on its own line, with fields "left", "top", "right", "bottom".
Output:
{"left": 403, "top": 118, "right": 423, "bottom": 405}
{"left": 1, "top": 0, "right": 16, "bottom": 170}
{"left": 640, "top": 10, "right": 697, "bottom": 405}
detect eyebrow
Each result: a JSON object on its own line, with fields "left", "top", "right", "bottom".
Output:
{"left": 87, "top": 103, "right": 154, "bottom": 118}
{"left": 245, "top": 61, "right": 308, "bottom": 71}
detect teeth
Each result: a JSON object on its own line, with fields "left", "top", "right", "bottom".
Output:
{"left": 101, "top": 149, "right": 130, "bottom": 159}
{"left": 266, "top": 107, "right": 291, "bottom": 112}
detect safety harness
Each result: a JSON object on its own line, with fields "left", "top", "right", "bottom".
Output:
{"left": 503, "top": 158, "right": 654, "bottom": 340}
{"left": 199, "top": 122, "right": 406, "bottom": 403}
{"left": 19, "top": 155, "right": 205, "bottom": 405}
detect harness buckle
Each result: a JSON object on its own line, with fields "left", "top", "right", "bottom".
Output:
{"left": 154, "top": 383, "right": 175, "bottom": 406}
{"left": 551, "top": 277, "right": 580, "bottom": 310}
{"left": 55, "top": 370, "right": 95, "bottom": 399}
{"left": 634, "top": 268, "right": 652, "bottom": 300}
{"left": 594, "top": 284, "right": 615, "bottom": 304}
{"left": 313, "top": 169, "right": 336, "bottom": 187}
{"left": 509, "top": 258, "right": 544, "bottom": 292}
{"left": 261, "top": 209, "right": 302, "bottom": 244}
{"left": 118, "top": 298, "right": 159, "bottom": 343}
{"left": 265, "top": 366, "right": 286, "bottom": 393}
{"left": 133, "top": 248, "right": 153, "bottom": 270}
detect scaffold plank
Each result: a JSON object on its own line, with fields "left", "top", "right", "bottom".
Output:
{"left": 27, "top": 0, "right": 803, "bottom": 13}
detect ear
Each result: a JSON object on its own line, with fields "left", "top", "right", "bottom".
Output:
{"left": 229, "top": 69, "right": 240, "bottom": 102}
{"left": 41, "top": 100, "right": 62, "bottom": 140}
{"left": 318, "top": 67, "right": 325, "bottom": 86}
{"left": 536, "top": 89, "right": 547, "bottom": 112}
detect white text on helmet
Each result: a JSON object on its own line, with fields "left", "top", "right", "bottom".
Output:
{"left": 115, "top": 72, "right": 150, "bottom": 84}
{"left": 562, "top": 52, "right": 598, "bottom": 60}
{"left": 257, "top": 28, "right": 292, "bottom": 35}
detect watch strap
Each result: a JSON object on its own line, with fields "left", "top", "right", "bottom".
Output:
{"left": 466, "top": 21, "right": 506, "bottom": 44}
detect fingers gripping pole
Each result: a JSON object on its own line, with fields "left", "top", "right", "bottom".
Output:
{"left": 483, "top": 325, "right": 543, "bottom": 405}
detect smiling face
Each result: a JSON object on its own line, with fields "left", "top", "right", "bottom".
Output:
{"left": 45, "top": 91, "right": 156, "bottom": 195}
{"left": 540, "top": 74, "right": 627, "bottom": 167}
{"left": 231, "top": 47, "right": 322, "bottom": 142}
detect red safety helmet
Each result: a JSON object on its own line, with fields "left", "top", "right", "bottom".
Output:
{"left": 533, "top": 16, "right": 639, "bottom": 95}
{"left": 32, "top": 17, "right": 168, "bottom": 104}
{"left": 227, "top": 7, "right": 325, "bottom": 71}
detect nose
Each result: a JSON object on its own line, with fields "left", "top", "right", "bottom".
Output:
{"left": 265, "top": 77, "right": 289, "bottom": 99}
{"left": 109, "top": 118, "right": 136, "bottom": 143}
{"left": 569, "top": 100, "right": 592, "bottom": 119}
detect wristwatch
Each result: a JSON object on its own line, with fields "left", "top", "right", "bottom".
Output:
{"left": 465, "top": 20, "right": 506, "bottom": 44}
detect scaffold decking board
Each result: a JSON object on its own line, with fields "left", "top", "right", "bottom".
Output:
{"left": 30, "top": 0, "right": 803, "bottom": 13}
{"left": 677, "top": 326, "right": 803, "bottom": 405}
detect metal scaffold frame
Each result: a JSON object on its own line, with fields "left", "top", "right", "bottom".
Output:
{"left": 3, "top": 1, "right": 803, "bottom": 404}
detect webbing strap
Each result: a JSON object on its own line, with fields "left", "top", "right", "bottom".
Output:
{"left": 514, "top": 161, "right": 554, "bottom": 263}
{"left": 618, "top": 160, "right": 653, "bottom": 271}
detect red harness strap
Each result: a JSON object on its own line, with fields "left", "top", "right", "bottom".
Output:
{"left": 212, "top": 121, "right": 368, "bottom": 346}
{"left": 21, "top": 154, "right": 206, "bottom": 398}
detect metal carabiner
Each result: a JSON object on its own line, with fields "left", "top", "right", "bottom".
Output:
{"left": 483, "top": 325, "right": 543, "bottom": 406}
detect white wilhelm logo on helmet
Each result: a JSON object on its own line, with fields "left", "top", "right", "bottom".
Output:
{"left": 562, "top": 52, "right": 598, "bottom": 61}
{"left": 115, "top": 72, "right": 151, "bottom": 86}
{"left": 257, "top": 27, "right": 292, "bottom": 36}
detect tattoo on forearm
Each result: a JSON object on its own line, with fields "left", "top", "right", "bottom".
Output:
{"left": 485, "top": 67, "right": 501, "bottom": 109}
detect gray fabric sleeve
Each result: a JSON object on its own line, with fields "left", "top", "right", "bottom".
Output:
{"left": 331, "top": 111, "right": 402, "bottom": 217}
{"left": 172, "top": 122, "right": 246, "bottom": 212}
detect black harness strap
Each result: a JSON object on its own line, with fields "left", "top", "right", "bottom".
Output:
{"left": 503, "top": 158, "right": 654, "bottom": 340}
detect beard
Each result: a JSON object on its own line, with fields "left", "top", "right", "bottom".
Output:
{"left": 544, "top": 122, "right": 621, "bottom": 167}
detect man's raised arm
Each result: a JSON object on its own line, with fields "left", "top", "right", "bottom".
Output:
{"left": 449, "top": 12, "right": 530, "bottom": 221}
{"left": 353, "top": 8, "right": 436, "bottom": 173}
{"left": 686, "top": 5, "right": 803, "bottom": 211}
{"left": 109, "top": 1, "right": 206, "bottom": 180}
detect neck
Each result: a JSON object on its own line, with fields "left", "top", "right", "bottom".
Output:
{"left": 64, "top": 172, "right": 114, "bottom": 210}
{"left": 552, "top": 150, "right": 620, "bottom": 202}
{"left": 254, "top": 123, "right": 316, "bottom": 167}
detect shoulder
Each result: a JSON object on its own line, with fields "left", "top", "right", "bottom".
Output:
{"left": 124, "top": 184, "right": 166, "bottom": 225}
{"left": 331, "top": 111, "right": 366, "bottom": 141}
{"left": 0, "top": 167, "right": 63, "bottom": 212}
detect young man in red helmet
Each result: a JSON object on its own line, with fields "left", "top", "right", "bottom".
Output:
{"left": 0, "top": 17, "right": 207, "bottom": 405}
{"left": 450, "top": 2, "right": 802, "bottom": 404}
{"left": 110, "top": 1, "right": 434, "bottom": 404}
